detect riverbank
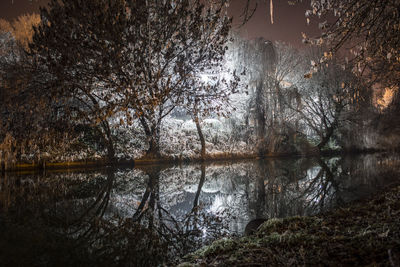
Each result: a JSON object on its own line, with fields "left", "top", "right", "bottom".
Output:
{"left": 1, "top": 153, "right": 257, "bottom": 172}
{"left": 179, "top": 183, "right": 400, "bottom": 266}
{"left": 1, "top": 148, "right": 384, "bottom": 172}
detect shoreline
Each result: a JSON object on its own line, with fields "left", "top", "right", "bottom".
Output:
{"left": 0, "top": 148, "right": 387, "bottom": 172}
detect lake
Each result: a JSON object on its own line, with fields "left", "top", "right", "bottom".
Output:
{"left": 1, "top": 153, "right": 399, "bottom": 266}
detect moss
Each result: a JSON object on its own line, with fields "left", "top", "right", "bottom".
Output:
{"left": 191, "top": 238, "right": 238, "bottom": 258}
{"left": 256, "top": 216, "right": 321, "bottom": 236}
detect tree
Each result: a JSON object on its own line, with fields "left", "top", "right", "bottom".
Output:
{"left": 262, "top": 41, "right": 303, "bottom": 153}
{"left": 227, "top": 36, "right": 304, "bottom": 155}
{"left": 303, "top": 0, "right": 399, "bottom": 90}
{"left": 185, "top": 55, "right": 239, "bottom": 160}
{"left": 230, "top": 37, "right": 276, "bottom": 155}
{"left": 291, "top": 48, "right": 362, "bottom": 152}
{"left": 117, "top": 0, "right": 233, "bottom": 158}
{"left": 0, "top": 13, "right": 69, "bottom": 169}
{"left": 30, "top": 0, "right": 233, "bottom": 159}
{"left": 30, "top": 0, "right": 135, "bottom": 160}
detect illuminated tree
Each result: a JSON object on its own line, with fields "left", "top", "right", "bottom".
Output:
{"left": 232, "top": 37, "right": 276, "bottom": 155}
{"left": 30, "top": 0, "right": 233, "bottom": 159}
{"left": 185, "top": 58, "right": 239, "bottom": 159}
{"left": 118, "top": 1, "right": 233, "bottom": 158}
{"left": 228, "top": 37, "right": 303, "bottom": 154}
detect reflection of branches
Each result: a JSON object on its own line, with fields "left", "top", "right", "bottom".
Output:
{"left": 131, "top": 164, "right": 229, "bottom": 259}
{"left": 193, "top": 164, "right": 206, "bottom": 209}
{"left": 294, "top": 158, "right": 343, "bottom": 213}
{"left": 131, "top": 176, "right": 152, "bottom": 222}
{"left": 65, "top": 168, "right": 115, "bottom": 241}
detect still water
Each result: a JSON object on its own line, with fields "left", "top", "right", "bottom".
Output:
{"left": 1, "top": 153, "right": 399, "bottom": 266}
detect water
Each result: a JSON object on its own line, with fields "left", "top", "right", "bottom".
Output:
{"left": 0, "top": 153, "right": 399, "bottom": 266}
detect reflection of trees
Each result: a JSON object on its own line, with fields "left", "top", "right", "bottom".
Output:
{"left": 3, "top": 155, "right": 400, "bottom": 265}
{"left": 237, "top": 155, "right": 400, "bottom": 228}
{"left": 247, "top": 159, "right": 310, "bottom": 219}
{"left": 132, "top": 164, "right": 228, "bottom": 259}
{"left": 293, "top": 158, "right": 343, "bottom": 214}
{"left": 0, "top": 169, "right": 125, "bottom": 266}
{"left": 62, "top": 168, "right": 115, "bottom": 240}
{"left": 245, "top": 158, "right": 348, "bottom": 219}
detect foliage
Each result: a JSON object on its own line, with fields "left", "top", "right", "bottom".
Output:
{"left": 303, "top": 0, "right": 399, "bottom": 90}
{"left": 117, "top": 0, "right": 234, "bottom": 157}
{"left": 293, "top": 48, "right": 363, "bottom": 150}
{"left": 0, "top": 13, "right": 40, "bottom": 50}
{"left": 28, "top": 0, "right": 234, "bottom": 159}
{"left": 0, "top": 44, "right": 78, "bottom": 167}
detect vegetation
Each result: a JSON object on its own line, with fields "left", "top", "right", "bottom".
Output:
{"left": 29, "top": 0, "right": 235, "bottom": 160}
{"left": 0, "top": 0, "right": 399, "bottom": 169}
{"left": 303, "top": 0, "right": 399, "bottom": 91}
{"left": 0, "top": 1, "right": 399, "bottom": 266}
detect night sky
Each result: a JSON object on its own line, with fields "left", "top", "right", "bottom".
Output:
{"left": 228, "top": 0, "right": 322, "bottom": 47}
{"left": 0, "top": 0, "right": 322, "bottom": 47}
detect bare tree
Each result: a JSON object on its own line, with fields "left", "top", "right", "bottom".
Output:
{"left": 291, "top": 48, "right": 362, "bottom": 152}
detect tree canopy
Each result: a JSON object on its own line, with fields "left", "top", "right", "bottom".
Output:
{"left": 303, "top": 0, "right": 399, "bottom": 90}
{"left": 29, "top": 0, "right": 234, "bottom": 158}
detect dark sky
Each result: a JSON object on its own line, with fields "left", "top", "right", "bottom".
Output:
{"left": 228, "top": 0, "right": 322, "bottom": 47}
{"left": 0, "top": 0, "right": 321, "bottom": 47}
{"left": 0, "top": 0, "right": 48, "bottom": 20}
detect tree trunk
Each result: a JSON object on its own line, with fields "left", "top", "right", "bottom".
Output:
{"left": 317, "top": 120, "right": 337, "bottom": 150}
{"left": 107, "top": 142, "right": 115, "bottom": 162}
{"left": 139, "top": 118, "right": 161, "bottom": 158}
{"left": 146, "top": 124, "right": 161, "bottom": 158}
{"left": 99, "top": 121, "right": 115, "bottom": 162}
{"left": 194, "top": 115, "right": 206, "bottom": 160}
{"left": 255, "top": 81, "right": 267, "bottom": 156}
{"left": 147, "top": 135, "right": 161, "bottom": 158}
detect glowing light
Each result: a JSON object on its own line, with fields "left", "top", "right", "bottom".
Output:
{"left": 209, "top": 195, "right": 224, "bottom": 213}
{"left": 200, "top": 73, "right": 210, "bottom": 83}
